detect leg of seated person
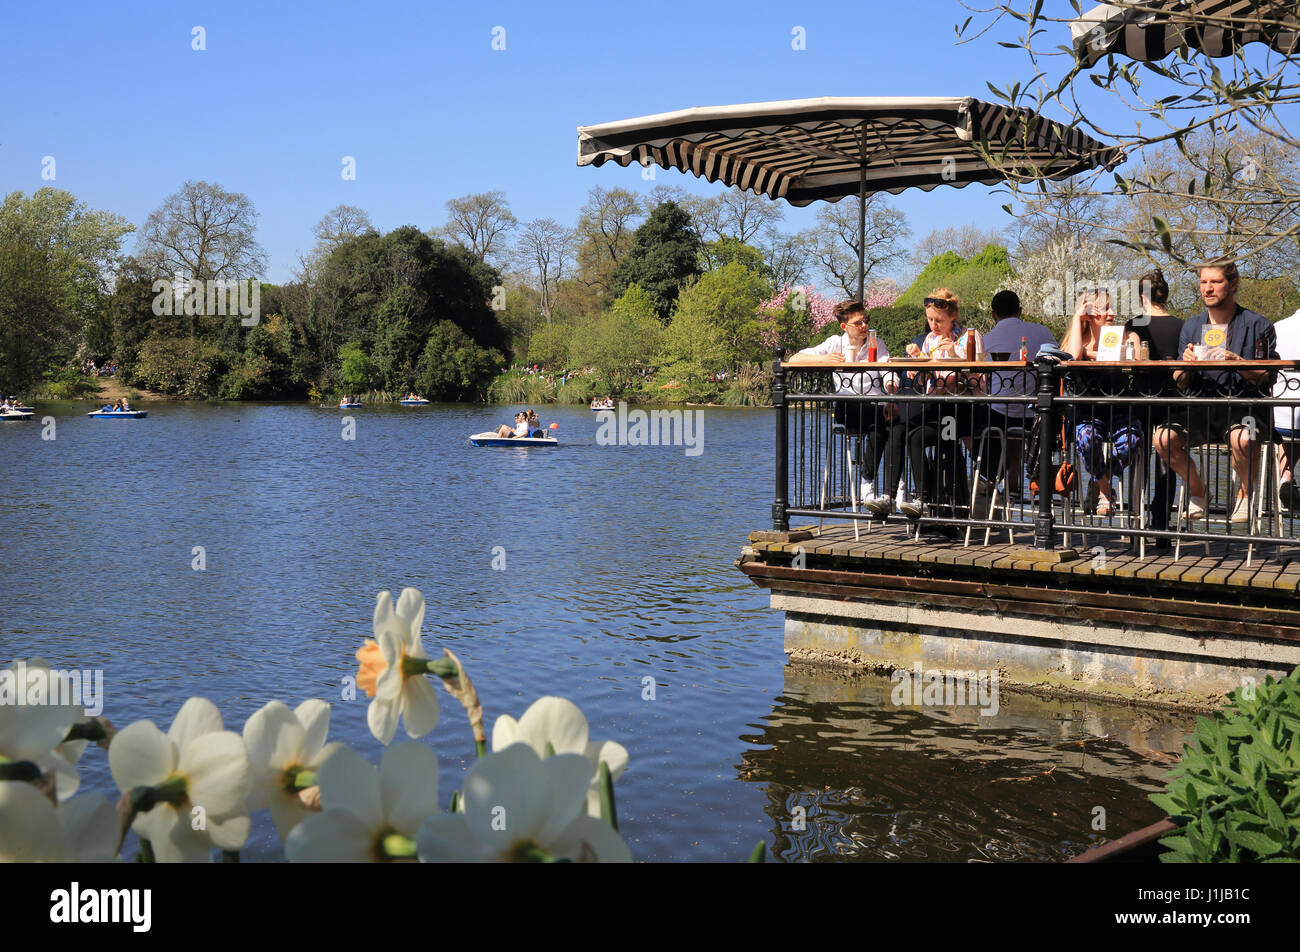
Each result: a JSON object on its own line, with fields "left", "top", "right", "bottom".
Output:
{"left": 1154, "top": 425, "right": 1206, "bottom": 499}
{"left": 1228, "top": 424, "right": 1260, "bottom": 502}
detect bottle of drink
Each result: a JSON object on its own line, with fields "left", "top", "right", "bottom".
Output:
{"left": 1019, "top": 336, "right": 1028, "bottom": 361}
{"left": 867, "top": 328, "right": 878, "bottom": 362}
{"left": 965, "top": 331, "right": 975, "bottom": 361}
{"left": 1255, "top": 337, "right": 1265, "bottom": 359}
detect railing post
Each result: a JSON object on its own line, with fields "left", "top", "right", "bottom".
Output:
{"left": 1034, "top": 357, "right": 1058, "bottom": 550}
{"left": 772, "top": 348, "right": 789, "bottom": 531}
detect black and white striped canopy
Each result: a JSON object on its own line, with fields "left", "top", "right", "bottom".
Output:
{"left": 1071, "top": 0, "right": 1300, "bottom": 66}
{"left": 575, "top": 97, "right": 1118, "bottom": 206}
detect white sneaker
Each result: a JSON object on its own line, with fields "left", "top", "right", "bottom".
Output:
{"left": 1187, "top": 495, "right": 1208, "bottom": 521}
{"left": 859, "top": 479, "right": 876, "bottom": 502}
{"left": 865, "top": 494, "right": 894, "bottom": 516}
{"left": 1230, "top": 495, "right": 1251, "bottom": 524}
{"left": 898, "top": 494, "right": 924, "bottom": 518}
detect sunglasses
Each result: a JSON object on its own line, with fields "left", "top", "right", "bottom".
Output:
{"left": 923, "top": 298, "right": 954, "bottom": 311}
{"left": 843, "top": 319, "right": 869, "bottom": 328}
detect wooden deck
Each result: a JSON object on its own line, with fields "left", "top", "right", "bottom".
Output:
{"left": 744, "top": 523, "right": 1300, "bottom": 596}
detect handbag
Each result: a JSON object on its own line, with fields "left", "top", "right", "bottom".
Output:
{"left": 1026, "top": 408, "right": 1077, "bottom": 497}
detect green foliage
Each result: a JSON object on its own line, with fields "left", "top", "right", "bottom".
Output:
{"left": 338, "top": 341, "right": 372, "bottom": 393}
{"left": 37, "top": 365, "right": 100, "bottom": 400}
{"left": 0, "top": 188, "right": 134, "bottom": 392}
{"left": 897, "top": 244, "right": 1015, "bottom": 328}
{"left": 865, "top": 304, "right": 928, "bottom": 359}
{"left": 673, "top": 262, "right": 772, "bottom": 370}
{"left": 134, "top": 336, "right": 228, "bottom": 398}
{"left": 1150, "top": 666, "right": 1300, "bottom": 863}
{"left": 719, "top": 363, "right": 773, "bottom": 406}
{"left": 609, "top": 202, "right": 702, "bottom": 320}
{"left": 413, "top": 321, "right": 506, "bottom": 402}
{"left": 569, "top": 285, "right": 663, "bottom": 393}
{"left": 526, "top": 322, "right": 572, "bottom": 370}
{"left": 217, "top": 314, "right": 301, "bottom": 400}
{"left": 700, "top": 237, "right": 773, "bottom": 280}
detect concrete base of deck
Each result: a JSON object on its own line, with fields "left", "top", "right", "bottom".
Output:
{"left": 739, "top": 524, "right": 1300, "bottom": 711}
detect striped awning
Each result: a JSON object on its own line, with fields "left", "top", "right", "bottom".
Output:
{"left": 1071, "top": 0, "right": 1300, "bottom": 66}
{"left": 575, "top": 97, "right": 1118, "bottom": 207}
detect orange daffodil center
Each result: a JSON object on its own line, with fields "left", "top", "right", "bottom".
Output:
{"left": 355, "top": 640, "right": 385, "bottom": 697}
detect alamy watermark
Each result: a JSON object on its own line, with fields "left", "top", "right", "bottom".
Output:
{"left": 151, "top": 275, "right": 260, "bottom": 326}
{"left": 594, "top": 401, "right": 703, "bottom": 457}
{"left": 0, "top": 660, "right": 103, "bottom": 716}
{"left": 889, "top": 662, "right": 999, "bottom": 716}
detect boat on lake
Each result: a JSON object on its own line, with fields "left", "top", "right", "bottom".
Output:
{"left": 399, "top": 398, "right": 430, "bottom": 406}
{"left": 338, "top": 402, "right": 362, "bottom": 409}
{"left": 590, "top": 398, "right": 616, "bottom": 412}
{"left": 88, "top": 409, "right": 147, "bottom": 418}
{"left": 469, "top": 431, "right": 558, "bottom": 447}
{"left": 1, "top": 410, "right": 33, "bottom": 421}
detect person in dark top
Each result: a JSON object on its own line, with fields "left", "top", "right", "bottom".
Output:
{"left": 1153, "top": 261, "right": 1278, "bottom": 524}
{"left": 1124, "top": 270, "right": 1183, "bottom": 540}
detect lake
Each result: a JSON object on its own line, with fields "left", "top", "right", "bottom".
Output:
{"left": 0, "top": 401, "right": 1191, "bottom": 861}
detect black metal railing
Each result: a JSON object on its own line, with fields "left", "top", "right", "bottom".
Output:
{"left": 771, "top": 350, "right": 1300, "bottom": 556}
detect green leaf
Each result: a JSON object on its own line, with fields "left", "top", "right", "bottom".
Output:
{"left": 748, "top": 841, "right": 767, "bottom": 863}
{"left": 1228, "top": 827, "right": 1284, "bottom": 857}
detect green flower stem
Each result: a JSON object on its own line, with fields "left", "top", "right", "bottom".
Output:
{"left": 475, "top": 740, "right": 486, "bottom": 759}
{"left": 427, "top": 658, "right": 459, "bottom": 679}
{"left": 449, "top": 790, "right": 461, "bottom": 812}
{"left": 381, "top": 832, "right": 418, "bottom": 860}
{"left": 284, "top": 766, "right": 317, "bottom": 790}
{"left": 543, "top": 741, "right": 556, "bottom": 759}
{"left": 130, "top": 775, "right": 188, "bottom": 814}
{"left": 599, "top": 761, "right": 618, "bottom": 831}
{"left": 748, "top": 842, "right": 767, "bottom": 863}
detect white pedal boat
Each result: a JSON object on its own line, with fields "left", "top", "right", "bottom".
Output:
{"left": 469, "top": 431, "right": 558, "bottom": 447}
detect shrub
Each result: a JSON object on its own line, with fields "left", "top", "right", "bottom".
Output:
{"left": 1150, "top": 665, "right": 1300, "bottom": 862}
{"left": 38, "top": 366, "right": 99, "bottom": 400}
{"left": 134, "top": 336, "right": 228, "bottom": 398}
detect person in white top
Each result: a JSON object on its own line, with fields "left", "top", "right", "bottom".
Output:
{"left": 1272, "top": 308, "right": 1300, "bottom": 509}
{"left": 788, "top": 300, "right": 904, "bottom": 515}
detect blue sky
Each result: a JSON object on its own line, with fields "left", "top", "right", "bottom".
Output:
{"left": 2, "top": 0, "right": 1122, "bottom": 284}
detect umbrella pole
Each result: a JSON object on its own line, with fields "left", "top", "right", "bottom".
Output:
{"left": 857, "top": 125, "right": 867, "bottom": 303}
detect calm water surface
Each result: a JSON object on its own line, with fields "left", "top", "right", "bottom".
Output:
{"left": 0, "top": 402, "right": 1192, "bottom": 861}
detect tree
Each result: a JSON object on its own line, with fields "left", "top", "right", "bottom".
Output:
{"left": 800, "top": 194, "right": 910, "bottom": 299}
{"left": 569, "top": 285, "right": 663, "bottom": 392}
{"left": 1008, "top": 237, "right": 1120, "bottom": 335}
{"left": 135, "top": 180, "right": 267, "bottom": 287}
{"left": 294, "top": 205, "right": 377, "bottom": 286}
{"left": 515, "top": 217, "right": 574, "bottom": 323}
{"left": 760, "top": 229, "right": 813, "bottom": 291}
{"left": 897, "top": 245, "right": 1016, "bottom": 327}
{"left": 574, "top": 186, "right": 643, "bottom": 299}
{"left": 716, "top": 187, "right": 785, "bottom": 243}
{"left": 609, "top": 201, "right": 703, "bottom": 319}
{"left": 959, "top": 0, "right": 1300, "bottom": 267}
{"left": 438, "top": 191, "right": 516, "bottom": 265}
{"left": 671, "top": 262, "right": 772, "bottom": 370}
{"left": 0, "top": 188, "right": 133, "bottom": 392}
{"left": 699, "top": 236, "right": 773, "bottom": 279}
{"left": 911, "top": 224, "right": 1009, "bottom": 273}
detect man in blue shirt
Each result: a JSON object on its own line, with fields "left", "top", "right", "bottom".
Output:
{"left": 1153, "top": 261, "right": 1277, "bottom": 524}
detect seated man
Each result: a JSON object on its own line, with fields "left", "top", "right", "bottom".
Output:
{"left": 974, "top": 290, "right": 1058, "bottom": 504}
{"left": 787, "top": 300, "right": 904, "bottom": 515}
{"left": 1153, "top": 261, "right": 1277, "bottom": 524}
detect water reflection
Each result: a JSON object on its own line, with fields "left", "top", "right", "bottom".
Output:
{"left": 741, "top": 662, "right": 1192, "bottom": 862}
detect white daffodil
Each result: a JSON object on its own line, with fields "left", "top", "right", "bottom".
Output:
{"left": 108, "top": 697, "right": 251, "bottom": 863}
{"left": 492, "top": 696, "right": 628, "bottom": 817}
{"left": 243, "top": 699, "right": 343, "bottom": 841}
{"left": 0, "top": 658, "right": 83, "bottom": 800}
{"left": 417, "top": 743, "right": 632, "bottom": 863}
{"left": 285, "top": 741, "right": 440, "bottom": 862}
{"left": 0, "top": 782, "right": 120, "bottom": 862}
{"left": 355, "top": 588, "right": 439, "bottom": 745}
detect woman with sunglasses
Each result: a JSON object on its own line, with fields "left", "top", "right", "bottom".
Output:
{"left": 1061, "top": 289, "right": 1143, "bottom": 516}
{"left": 898, "top": 290, "right": 986, "bottom": 530}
